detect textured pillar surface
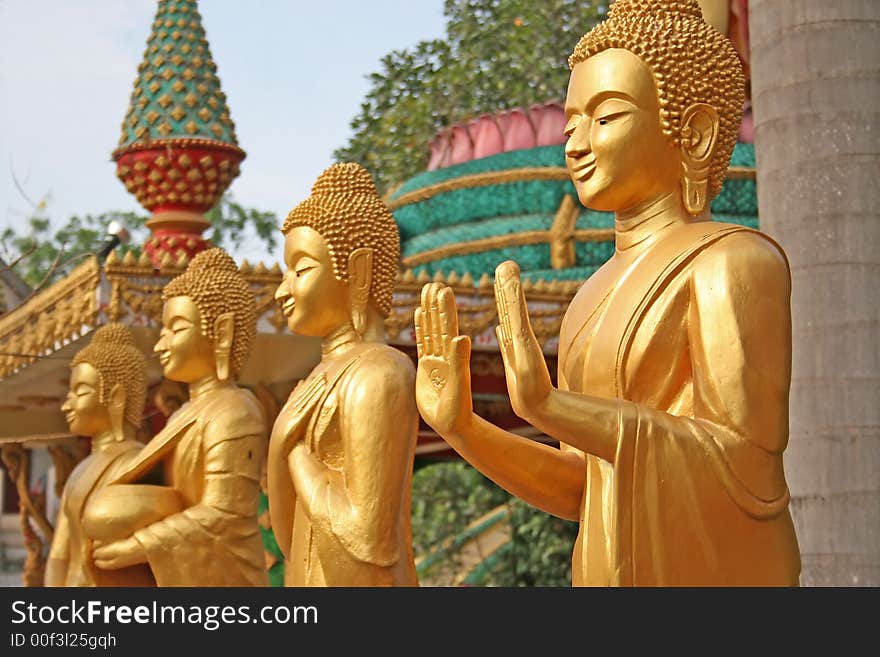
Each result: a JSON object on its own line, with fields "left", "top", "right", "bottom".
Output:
{"left": 750, "top": 0, "right": 880, "bottom": 585}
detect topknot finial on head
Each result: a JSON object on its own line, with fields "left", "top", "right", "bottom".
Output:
{"left": 187, "top": 246, "right": 239, "bottom": 275}
{"left": 607, "top": 0, "right": 705, "bottom": 21}
{"left": 90, "top": 323, "right": 137, "bottom": 350}
{"left": 311, "top": 162, "right": 379, "bottom": 199}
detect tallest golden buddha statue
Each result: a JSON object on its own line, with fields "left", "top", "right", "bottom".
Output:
{"left": 415, "top": 0, "right": 801, "bottom": 586}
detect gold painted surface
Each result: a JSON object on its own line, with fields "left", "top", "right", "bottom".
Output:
{"left": 45, "top": 324, "right": 153, "bottom": 587}
{"left": 0, "top": 258, "right": 100, "bottom": 379}
{"left": 414, "top": 0, "right": 800, "bottom": 586}
{"left": 88, "top": 250, "right": 269, "bottom": 586}
{"left": 268, "top": 163, "right": 418, "bottom": 586}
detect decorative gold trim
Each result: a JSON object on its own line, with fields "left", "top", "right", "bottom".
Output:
{"left": 0, "top": 258, "right": 100, "bottom": 379}
{"left": 388, "top": 168, "right": 570, "bottom": 210}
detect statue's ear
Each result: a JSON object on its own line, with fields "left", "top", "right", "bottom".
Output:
{"left": 213, "top": 312, "right": 235, "bottom": 381}
{"left": 108, "top": 383, "right": 126, "bottom": 435}
{"left": 679, "top": 102, "right": 719, "bottom": 215}
{"left": 348, "top": 248, "right": 373, "bottom": 337}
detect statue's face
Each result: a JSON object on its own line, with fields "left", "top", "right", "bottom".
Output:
{"left": 276, "top": 226, "right": 351, "bottom": 338}
{"left": 564, "top": 48, "right": 680, "bottom": 213}
{"left": 62, "top": 362, "right": 112, "bottom": 437}
{"left": 154, "top": 295, "right": 216, "bottom": 383}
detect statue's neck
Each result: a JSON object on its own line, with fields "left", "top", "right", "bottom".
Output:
{"left": 614, "top": 191, "right": 692, "bottom": 252}
{"left": 91, "top": 423, "right": 135, "bottom": 452}
{"left": 188, "top": 374, "right": 229, "bottom": 400}
{"left": 321, "top": 323, "right": 360, "bottom": 360}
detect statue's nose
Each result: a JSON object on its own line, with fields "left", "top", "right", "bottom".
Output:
{"left": 274, "top": 278, "right": 290, "bottom": 302}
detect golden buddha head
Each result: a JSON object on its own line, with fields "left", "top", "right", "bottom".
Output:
{"left": 156, "top": 247, "right": 257, "bottom": 383}
{"left": 63, "top": 323, "right": 146, "bottom": 438}
{"left": 276, "top": 162, "right": 400, "bottom": 339}
{"left": 565, "top": 0, "right": 744, "bottom": 215}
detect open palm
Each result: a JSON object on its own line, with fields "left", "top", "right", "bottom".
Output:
{"left": 415, "top": 283, "right": 473, "bottom": 435}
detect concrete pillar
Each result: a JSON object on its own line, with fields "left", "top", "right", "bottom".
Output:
{"left": 750, "top": 0, "right": 880, "bottom": 585}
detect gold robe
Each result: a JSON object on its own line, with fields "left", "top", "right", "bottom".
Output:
{"left": 268, "top": 343, "right": 419, "bottom": 586}
{"left": 558, "top": 220, "right": 801, "bottom": 586}
{"left": 48, "top": 439, "right": 153, "bottom": 587}
{"left": 111, "top": 383, "right": 269, "bottom": 586}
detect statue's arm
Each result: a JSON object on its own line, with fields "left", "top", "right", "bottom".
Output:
{"left": 440, "top": 414, "right": 587, "bottom": 522}
{"left": 134, "top": 422, "right": 265, "bottom": 550}
{"left": 687, "top": 232, "right": 791, "bottom": 450}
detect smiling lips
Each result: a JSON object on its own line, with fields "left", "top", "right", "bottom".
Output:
{"left": 282, "top": 300, "right": 295, "bottom": 316}
{"left": 570, "top": 158, "right": 597, "bottom": 182}
{"left": 158, "top": 352, "right": 171, "bottom": 367}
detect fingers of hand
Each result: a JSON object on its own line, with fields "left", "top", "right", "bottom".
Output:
{"left": 414, "top": 307, "right": 425, "bottom": 358}
{"left": 420, "top": 283, "right": 434, "bottom": 356}
{"left": 451, "top": 334, "right": 470, "bottom": 365}
{"left": 494, "top": 260, "right": 524, "bottom": 348}
{"left": 495, "top": 261, "right": 537, "bottom": 365}
{"left": 495, "top": 325, "right": 513, "bottom": 372}
{"left": 427, "top": 283, "right": 443, "bottom": 357}
{"left": 438, "top": 286, "right": 459, "bottom": 357}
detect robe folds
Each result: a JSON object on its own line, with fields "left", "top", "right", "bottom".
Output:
{"left": 267, "top": 342, "right": 419, "bottom": 587}
{"left": 110, "top": 385, "right": 269, "bottom": 587}
{"left": 558, "top": 219, "right": 801, "bottom": 586}
{"left": 48, "top": 441, "right": 154, "bottom": 587}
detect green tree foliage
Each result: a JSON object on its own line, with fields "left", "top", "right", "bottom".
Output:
{"left": 412, "top": 461, "right": 578, "bottom": 586}
{"left": 1, "top": 195, "right": 278, "bottom": 290}
{"left": 334, "top": 0, "right": 606, "bottom": 193}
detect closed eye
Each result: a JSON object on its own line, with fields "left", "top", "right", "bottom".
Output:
{"left": 295, "top": 266, "right": 315, "bottom": 276}
{"left": 595, "top": 110, "right": 630, "bottom": 126}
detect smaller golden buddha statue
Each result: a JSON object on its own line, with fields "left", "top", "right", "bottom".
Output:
{"left": 46, "top": 324, "right": 152, "bottom": 587}
{"left": 89, "top": 248, "right": 269, "bottom": 586}
{"left": 267, "top": 162, "right": 419, "bottom": 586}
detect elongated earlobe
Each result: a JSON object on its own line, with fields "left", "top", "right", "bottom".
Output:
{"left": 348, "top": 248, "right": 373, "bottom": 337}
{"left": 679, "top": 102, "right": 719, "bottom": 215}
{"left": 108, "top": 383, "right": 126, "bottom": 440}
{"left": 213, "top": 312, "right": 235, "bottom": 382}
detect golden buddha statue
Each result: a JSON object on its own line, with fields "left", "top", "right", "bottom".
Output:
{"left": 89, "top": 248, "right": 269, "bottom": 586}
{"left": 267, "top": 162, "right": 419, "bottom": 586}
{"left": 45, "top": 324, "right": 152, "bottom": 587}
{"left": 415, "top": 0, "right": 800, "bottom": 586}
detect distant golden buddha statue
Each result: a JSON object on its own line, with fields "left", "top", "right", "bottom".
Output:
{"left": 267, "top": 162, "right": 418, "bottom": 586}
{"left": 89, "top": 248, "right": 268, "bottom": 586}
{"left": 415, "top": 0, "right": 800, "bottom": 586}
{"left": 45, "top": 324, "right": 152, "bottom": 587}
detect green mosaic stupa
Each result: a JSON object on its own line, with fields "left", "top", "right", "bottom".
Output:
{"left": 116, "top": 0, "right": 239, "bottom": 150}
{"left": 112, "top": 0, "right": 246, "bottom": 264}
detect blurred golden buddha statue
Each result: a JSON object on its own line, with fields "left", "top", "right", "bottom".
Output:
{"left": 415, "top": 0, "right": 800, "bottom": 586}
{"left": 89, "top": 248, "right": 269, "bottom": 586}
{"left": 267, "top": 163, "right": 418, "bottom": 586}
{"left": 45, "top": 324, "right": 152, "bottom": 587}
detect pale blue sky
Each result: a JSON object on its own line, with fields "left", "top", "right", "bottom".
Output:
{"left": 0, "top": 0, "right": 446, "bottom": 264}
